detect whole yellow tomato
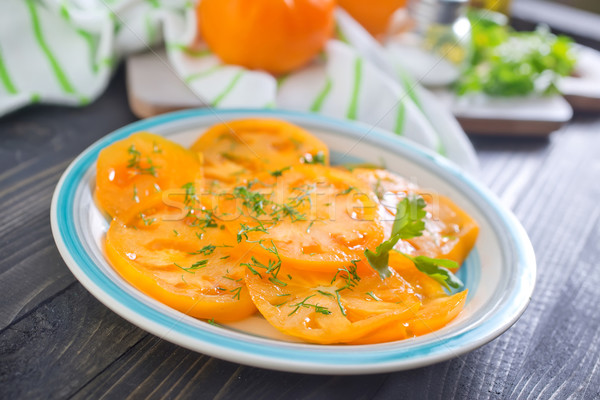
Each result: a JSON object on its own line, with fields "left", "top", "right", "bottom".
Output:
{"left": 198, "top": 0, "right": 335, "bottom": 74}
{"left": 338, "top": 0, "right": 407, "bottom": 36}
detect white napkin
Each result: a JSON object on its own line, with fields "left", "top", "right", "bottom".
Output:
{"left": 0, "top": 0, "right": 478, "bottom": 171}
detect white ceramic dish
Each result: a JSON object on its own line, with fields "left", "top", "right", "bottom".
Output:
{"left": 50, "top": 109, "right": 536, "bottom": 374}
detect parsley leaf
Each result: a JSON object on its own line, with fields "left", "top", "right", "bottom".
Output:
{"left": 364, "top": 195, "right": 464, "bottom": 290}
{"left": 364, "top": 196, "right": 426, "bottom": 279}
{"left": 403, "top": 254, "right": 463, "bottom": 290}
{"left": 364, "top": 239, "right": 397, "bottom": 279}
{"left": 391, "top": 196, "right": 427, "bottom": 239}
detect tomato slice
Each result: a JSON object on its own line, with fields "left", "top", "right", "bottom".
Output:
{"left": 350, "top": 291, "right": 467, "bottom": 344}
{"left": 96, "top": 132, "right": 202, "bottom": 218}
{"left": 407, "top": 196, "right": 479, "bottom": 267}
{"left": 205, "top": 165, "right": 385, "bottom": 272}
{"left": 105, "top": 196, "right": 257, "bottom": 322}
{"left": 244, "top": 260, "right": 423, "bottom": 344}
{"left": 190, "top": 119, "right": 329, "bottom": 182}
{"left": 353, "top": 168, "right": 479, "bottom": 266}
{"left": 387, "top": 251, "right": 448, "bottom": 300}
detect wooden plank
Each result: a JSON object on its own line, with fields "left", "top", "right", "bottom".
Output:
{"left": 470, "top": 132, "right": 556, "bottom": 209}
{"left": 374, "top": 120, "right": 600, "bottom": 399}
{"left": 507, "top": 221, "right": 600, "bottom": 399}
{"left": 459, "top": 117, "right": 566, "bottom": 137}
{"left": 0, "top": 67, "right": 138, "bottom": 330}
{"left": 0, "top": 284, "right": 147, "bottom": 400}
{"left": 0, "top": 157, "right": 75, "bottom": 330}
{"left": 70, "top": 337, "right": 237, "bottom": 400}
{"left": 2, "top": 67, "right": 599, "bottom": 398}
{"left": 73, "top": 334, "right": 388, "bottom": 399}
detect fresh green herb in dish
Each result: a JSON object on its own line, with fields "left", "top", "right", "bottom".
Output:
{"left": 364, "top": 195, "right": 463, "bottom": 290}
{"left": 456, "top": 10, "right": 576, "bottom": 97}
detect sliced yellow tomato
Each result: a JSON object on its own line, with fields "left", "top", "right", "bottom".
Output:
{"left": 408, "top": 196, "right": 479, "bottom": 267}
{"left": 96, "top": 132, "right": 202, "bottom": 218}
{"left": 353, "top": 168, "right": 479, "bottom": 266}
{"left": 349, "top": 290, "right": 467, "bottom": 344}
{"left": 190, "top": 119, "right": 329, "bottom": 182}
{"left": 105, "top": 196, "right": 256, "bottom": 323}
{"left": 244, "top": 260, "right": 422, "bottom": 344}
{"left": 387, "top": 251, "right": 447, "bottom": 300}
{"left": 207, "top": 165, "right": 385, "bottom": 273}
{"left": 347, "top": 251, "right": 465, "bottom": 344}
{"left": 97, "top": 120, "right": 476, "bottom": 344}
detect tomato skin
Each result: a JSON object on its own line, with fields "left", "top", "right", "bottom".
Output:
{"left": 198, "top": 0, "right": 335, "bottom": 74}
{"left": 96, "top": 132, "right": 202, "bottom": 218}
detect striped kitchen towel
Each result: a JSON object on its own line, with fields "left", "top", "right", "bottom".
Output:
{"left": 0, "top": 0, "right": 477, "bottom": 171}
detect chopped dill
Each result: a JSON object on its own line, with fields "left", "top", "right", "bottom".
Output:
{"left": 127, "top": 145, "right": 159, "bottom": 177}
{"left": 287, "top": 294, "right": 331, "bottom": 316}
{"left": 269, "top": 166, "right": 291, "bottom": 177}
{"left": 174, "top": 259, "right": 208, "bottom": 274}
{"left": 230, "top": 286, "right": 242, "bottom": 300}
{"left": 139, "top": 213, "right": 155, "bottom": 226}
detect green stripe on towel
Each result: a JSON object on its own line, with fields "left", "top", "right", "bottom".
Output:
{"left": 146, "top": 0, "right": 160, "bottom": 8}
{"left": 0, "top": 48, "right": 18, "bottom": 94}
{"left": 76, "top": 29, "right": 99, "bottom": 74}
{"left": 347, "top": 57, "right": 363, "bottom": 120}
{"left": 59, "top": 2, "right": 70, "bottom": 21}
{"left": 398, "top": 68, "right": 446, "bottom": 155}
{"left": 167, "top": 43, "right": 211, "bottom": 58}
{"left": 398, "top": 69, "right": 424, "bottom": 114}
{"left": 212, "top": 71, "right": 243, "bottom": 107}
{"left": 26, "top": 0, "right": 76, "bottom": 95}
{"left": 145, "top": 13, "right": 157, "bottom": 44}
{"left": 394, "top": 101, "right": 406, "bottom": 135}
{"left": 185, "top": 65, "right": 222, "bottom": 84}
{"left": 310, "top": 78, "right": 332, "bottom": 112}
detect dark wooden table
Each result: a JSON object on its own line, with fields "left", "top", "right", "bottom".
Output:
{"left": 1, "top": 68, "right": 599, "bottom": 400}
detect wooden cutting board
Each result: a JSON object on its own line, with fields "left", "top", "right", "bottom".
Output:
{"left": 126, "top": 49, "right": 205, "bottom": 118}
{"left": 432, "top": 90, "right": 573, "bottom": 137}
{"left": 126, "top": 47, "right": 599, "bottom": 136}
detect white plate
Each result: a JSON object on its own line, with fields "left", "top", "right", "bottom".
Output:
{"left": 50, "top": 109, "right": 536, "bottom": 374}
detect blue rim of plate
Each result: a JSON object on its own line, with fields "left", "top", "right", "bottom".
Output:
{"left": 50, "top": 108, "right": 536, "bottom": 374}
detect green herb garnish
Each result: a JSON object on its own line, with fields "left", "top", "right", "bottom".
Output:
{"left": 456, "top": 10, "right": 576, "bottom": 97}
{"left": 288, "top": 294, "right": 331, "bottom": 316}
{"left": 300, "top": 151, "right": 326, "bottom": 165}
{"left": 338, "top": 186, "right": 357, "bottom": 195}
{"left": 402, "top": 254, "right": 463, "bottom": 290}
{"left": 174, "top": 259, "right": 208, "bottom": 274}
{"left": 127, "top": 145, "right": 159, "bottom": 177}
{"left": 139, "top": 213, "right": 156, "bottom": 226}
{"left": 230, "top": 286, "right": 242, "bottom": 300}
{"left": 364, "top": 196, "right": 426, "bottom": 279}
{"left": 363, "top": 196, "right": 463, "bottom": 290}
{"left": 132, "top": 185, "right": 139, "bottom": 203}
{"left": 269, "top": 166, "right": 291, "bottom": 177}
